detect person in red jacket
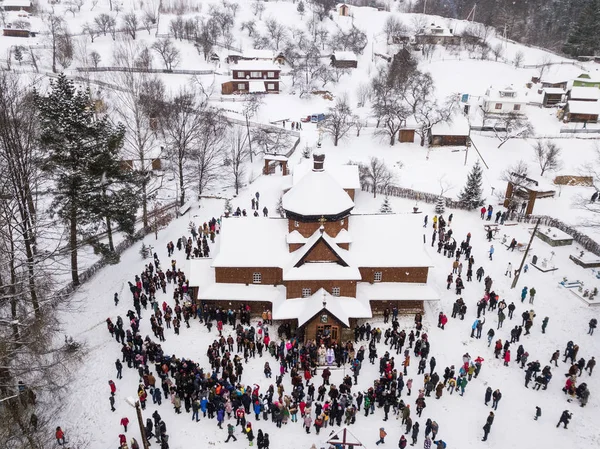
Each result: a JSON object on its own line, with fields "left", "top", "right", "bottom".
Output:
{"left": 120, "top": 417, "right": 129, "bottom": 432}
{"left": 109, "top": 380, "right": 116, "bottom": 396}
{"left": 504, "top": 350, "right": 511, "bottom": 367}
{"left": 236, "top": 406, "right": 246, "bottom": 428}
{"left": 55, "top": 427, "right": 65, "bottom": 445}
{"left": 440, "top": 314, "right": 448, "bottom": 330}
{"left": 119, "top": 434, "right": 127, "bottom": 446}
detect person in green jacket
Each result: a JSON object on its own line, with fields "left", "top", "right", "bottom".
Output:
{"left": 458, "top": 376, "right": 468, "bottom": 396}
{"left": 529, "top": 287, "right": 537, "bottom": 304}
{"left": 542, "top": 317, "right": 549, "bottom": 333}
{"left": 225, "top": 423, "right": 237, "bottom": 442}
{"left": 364, "top": 396, "right": 371, "bottom": 417}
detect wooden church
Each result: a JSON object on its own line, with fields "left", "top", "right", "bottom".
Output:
{"left": 188, "top": 154, "right": 439, "bottom": 342}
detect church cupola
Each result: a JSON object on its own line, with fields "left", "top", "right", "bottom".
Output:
{"left": 313, "top": 153, "right": 325, "bottom": 172}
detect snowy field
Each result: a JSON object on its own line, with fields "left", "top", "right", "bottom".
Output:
{"left": 5, "top": 0, "right": 599, "bottom": 447}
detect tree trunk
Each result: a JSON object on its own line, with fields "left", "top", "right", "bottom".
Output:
{"left": 141, "top": 176, "right": 148, "bottom": 228}
{"left": 245, "top": 116, "right": 253, "bottom": 162}
{"left": 178, "top": 158, "right": 185, "bottom": 206}
{"left": 69, "top": 205, "right": 79, "bottom": 286}
{"left": 373, "top": 183, "right": 377, "bottom": 198}
{"left": 389, "top": 133, "right": 395, "bottom": 146}
{"left": 106, "top": 216, "right": 114, "bottom": 252}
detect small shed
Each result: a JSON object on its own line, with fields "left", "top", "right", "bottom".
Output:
{"left": 399, "top": 128, "right": 415, "bottom": 143}
{"left": 541, "top": 79, "right": 568, "bottom": 90}
{"left": 331, "top": 51, "right": 357, "bottom": 69}
{"left": 3, "top": 27, "right": 29, "bottom": 37}
{"left": 263, "top": 153, "right": 289, "bottom": 175}
{"left": 428, "top": 116, "right": 470, "bottom": 146}
{"left": 563, "top": 101, "right": 599, "bottom": 122}
{"left": 542, "top": 87, "right": 565, "bottom": 107}
{"left": 339, "top": 3, "right": 349, "bottom": 16}
{"left": 1, "top": 0, "right": 32, "bottom": 11}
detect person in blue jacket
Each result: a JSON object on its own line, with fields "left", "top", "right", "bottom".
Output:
{"left": 253, "top": 400, "right": 262, "bottom": 420}
{"left": 200, "top": 397, "right": 208, "bottom": 417}
{"left": 433, "top": 440, "right": 446, "bottom": 449}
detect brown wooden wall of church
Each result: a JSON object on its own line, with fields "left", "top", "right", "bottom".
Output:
{"left": 200, "top": 299, "right": 272, "bottom": 314}
{"left": 288, "top": 218, "right": 349, "bottom": 238}
{"left": 215, "top": 267, "right": 283, "bottom": 284}
{"left": 303, "top": 240, "right": 342, "bottom": 262}
{"left": 303, "top": 312, "right": 346, "bottom": 342}
{"left": 285, "top": 280, "right": 357, "bottom": 299}
{"left": 359, "top": 267, "right": 429, "bottom": 283}
{"left": 370, "top": 300, "right": 424, "bottom": 314}
{"left": 345, "top": 189, "right": 355, "bottom": 201}
{"left": 289, "top": 242, "right": 349, "bottom": 253}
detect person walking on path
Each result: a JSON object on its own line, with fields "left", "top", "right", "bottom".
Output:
{"left": 489, "top": 245, "right": 494, "bottom": 260}
{"left": 225, "top": 423, "right": 237, "bottom": 442}
{"left": 505, "top": 262, "right": 512, "bottom": 277}
{"left": 556, "top": 410, "right": 572, "bottom": 429}
{"left": 529, "top": 287, "right": 536, "bottom": 304}
{"left": 120, "top": 417, "right": 129, "bottom": 432}
{"left": 482, "top": 412, "right": 494, "bottom": 441}
{"left": 589, "top": 318, "right": 597, "bottom": 335}
{"left": 376, "top": 427, "right": 387, "bottom": 445}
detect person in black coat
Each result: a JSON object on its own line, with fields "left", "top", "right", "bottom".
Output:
{"left": 556, "top": 410, "right": 572, "bottom": 429}
{"left": 484, "top": 387, "right": 492, "bottom": 406}
{"left": 410, "top": 422, "right": 420, "bottom": 446}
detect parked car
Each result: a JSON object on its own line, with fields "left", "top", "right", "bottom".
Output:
{"left": 301, "top": 113, "right": 326, "bottom": 123}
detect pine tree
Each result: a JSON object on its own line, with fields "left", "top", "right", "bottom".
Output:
{"left": 379, "top": 197, "right": 393, "bottom": 213}
{"left": 36, "top": 74, "right": 134, "bottom": 284}
{"left": 297, "top": 0, "right": 305, "bottom": 17}
{"left": 224, "top": 198, "right": 233, "bottom": 216}
{"left": 563, "top": 0, "right": 600, "bottom": 56}
{"left": 458, "top": 160, "right": 485, "bottom": 210}
{"left": 435, "top": 196, "right": 446, "bottom": 214}
{"left": 140, "top": 242, "right": 149, "bottom": 259}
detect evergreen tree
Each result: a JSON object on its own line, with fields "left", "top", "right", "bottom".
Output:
{"left": 458, "top": 160, "right": 485, "bottom": 210}
{"left": 297, "top": 0, "right": 305, "bottom": 17}
{"left": 563, "top": 0, "right": 600, "bottom": 56}
{"left": 36, "top": 74, "right": 134, "bottom": 285}
{"left": 224, "top": 198, "right": 233, "bottom": 216}
{"left": 379, "top": 197, "right": 393, "bottom": 213}
{"left": 435, "top": 196, "right": 446, "bottom": 214}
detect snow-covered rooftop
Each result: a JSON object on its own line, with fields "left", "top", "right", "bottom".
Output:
{"left": 283, "top": 168, "right": 355, "bottom": 217}
{"left": 292, "top": 159, "right": 360, "bottom": 190}
{"left": 241, "top": 49, "right": 274, "bottom": 60}
{"left": 349, "top": 214, "right": 434, "bottom": 267}
{"left": 211, "top": 218, "right": 290, "bottom": 267}
{"left": 357, "top": 282, "right": 440, "bottom": 301}
{"left": 543, "top": 87, "right": 566, "bottom": 95}
{"left": 286, "top": 230, "right": 307, "bottom": 244}
{"left": 418, "top": 24, "right": 454, "bottom": 37}
{"left": 198, "top": 283, "right": 285, "bottom": 302}
{"left": 1, "top": 0, "right": 31, "bottom": 6}
{"left": 273, "top": 288, "right": 372, "bottom": 326}
{"left": 231, "top": 60, "right": 281, "bottom": 72}
{"left": 283, "top": 263, "right": 362, "bottom": 281}
{"left": 569, "top": 87, "right": 600, "bottom": 101}
{"left": 332, "top": 51, "right": 357, "bottom": 61}
{"left": 249, "top": 81, "right": 267, "bottom": 93}
{"left": 567, "top": 100, "right": 600, "bottom": 115}
{"left": 334, "top": 229, "right": 353, "bottom": 244}
{"left": 187, "top": 259, "right": 213, "bottom": 288}
{"left": 430, "top": 115, "right": 470, "bottom": 136}
{"left": 264, "top": 154, "right": 288, "bottom": 162}
{"left": 483, "top": 86, "right": 527, "bottom": 103}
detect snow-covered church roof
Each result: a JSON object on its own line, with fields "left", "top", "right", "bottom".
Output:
{"left": 283, "top": 155, "right": 354, "bottom": 217}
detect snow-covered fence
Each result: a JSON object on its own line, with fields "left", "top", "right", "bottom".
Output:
{"left": 55, "top": 201, "right": 178, "bottom": 299}
{"left": 360, "top": 183, "right": 469, "bottom": 210}
{"left": 76, "top": 67, "right": 215, "bottom": 75}
{"left": 511, "top": 213, "right": 600, "bottom": 257}
{"left": 155, "top": 33, "right": 241, "bottom": 52}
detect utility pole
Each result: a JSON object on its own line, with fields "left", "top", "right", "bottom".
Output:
{"left": 511, "top": 218, "right": 541, "bottom": 289}
{"left": 126, "top": 398, "right": 150, "bottom": 449}
{"left": 423, "top": 0, "right": 427, "bottom": 14}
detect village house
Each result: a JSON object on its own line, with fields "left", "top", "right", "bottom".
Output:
{"left": 569, "top": 86, "right": 600, "bottom": 102}
{"left": 221, "top": 60, "right": 281, "bottom": 95}
{"left": 226, "top": 49, "right": 275, "bottom": 64}
{"left": 481, "top": 85, "right": 527, "bottom": 114}
{"left": 540, "top": 79, "right": 568, "bottom": 90}
{"left": 1, "top": 0, "right": 31, "bottom": 11}
{"left": 572, "top": 73, "right": 600, "bottom": 89}
{"left": 415, "top": 24, "right": 461, "bottom": 46}
{"left": 561, "top": 101, "right": 599, "bottom": 123}
{"left": 330, "top": 51, "right": 358, "bottom": 69}
{"left": 188, "top": 155, "right": 439, "bottom": 342}
{"left": 542, "top": 88, "right": 565, "bottom": 107}
{"left": 428, "top": 115, "right": 470, "bottom": 146}
{"left": 338, "top": 3, "right": 349, "bottom": 16}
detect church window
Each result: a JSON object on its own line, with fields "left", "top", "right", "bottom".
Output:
{"left": 253, "top": 272, "right": 262, "bottom": 284}
{"left": 302, "top": 288, "right": 312, "bottom": 298}
{"left": 332, "top": 287, "right": 340, "bottom": 296}
{"left": 374, "top": 271, "right": 383, "bottom": 282}
{"left": 294, "top": 221, "right": 299, "bottom": 227}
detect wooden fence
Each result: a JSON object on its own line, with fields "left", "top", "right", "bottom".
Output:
{"left": 76, "top": 66, "right": 216, "bottom": 75}
{"left": 361, "top": 182, "right": 600, "bottom": 257}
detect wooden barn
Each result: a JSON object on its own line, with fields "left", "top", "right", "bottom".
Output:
{"left": 339, "top": 3, "right": 349, "bottom": 16}
{"left": 562, "top": 101, "right": 599, "bottom": 123}
{"left": 542, "top": 88, "right": 565, "bottom": 107}
{"left": 428, "top": 117, "right": 470, "bottom": 146}
{"left": 1, "top": 0, "right": 32, "bottom": 11}
{"left": 3, "top": 27, "right": 29, "bottom": 37}
{"left": 330, "top": 51, "right": 357, "bottom": 69}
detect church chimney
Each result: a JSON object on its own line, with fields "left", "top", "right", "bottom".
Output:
{"left": 313, "top": 153, "right": 325, "bottom": 172}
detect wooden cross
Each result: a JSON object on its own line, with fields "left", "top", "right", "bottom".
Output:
{"left": 327, "top": 428, "right": 363, "bottom": 448}
{"left": 318, "top": 216, "right": 327, "bottom": 227}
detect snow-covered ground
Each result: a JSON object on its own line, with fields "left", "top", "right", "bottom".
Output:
{"left": 7, "top": 0, "right": 600, "bottom": 447}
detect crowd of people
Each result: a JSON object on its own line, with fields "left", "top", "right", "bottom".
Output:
{"left": 80, "top": 205, "right": 598, "bottom": 449}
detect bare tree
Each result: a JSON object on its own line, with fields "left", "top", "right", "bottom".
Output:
{"left": 94, "top": 13, "right": 114, "bottom": 36}
{"left": 159, "top": 87, "right": 208, "bottom": 205}
{"left": 226, "top": 127, "right": 248, "bottom": 195}
{"left": 383, "top": 15, "right": 402, "bottom": 44}
{"left": 56, "top": 29, "right": 74, "bottom": 69}
{"left": 122, "top": 12, "right": 139, "bottom": 40}
{"left": 491, "top": 112, "right": 533, "bottom": 148}
{"left": 414, "top": 96, "right": 458, "bottom": 147}
{"left": 371, "top": 68, "right": 410, "bottom": 146}
{"left": 356, "top": 82, "right": 371, "bottom": 107}
{"left": 252, "top": 127, "right": 292, "bottom": 156}
{"left": 90, "top": 50, "right": 101, "bottom": 68}
{"left": 321, "top": 96, "right": 353, "bottom": 146}
{"left": 251, "top": 0, "right": 265, "bottom": 19}
{"left": 534, "top": 140, "right": 562, "bottom": 175}
{"left": 152, "top": 38, "right": 180, "bottom": 71}
{"left": 353, "top": 115, "right": 364, "bottom": 137}
{"left": 514, "top": 50, "right": 524, "bottom": 68}
{"left": 241, "top": 19, "right": 256, "bottom": 37}
{"left": 265, "top": 18, "right": 288, "bottom": 50}
{"left": 82, "top": 22, "right": 98, "bottom": 43}
{"left": 44, "top": 13, "right": 64, "bottom": 73}
{"left": 492, "top": 43, "right": 504, "bottom": 61}
{"left": 359, "top": 157, "right": 397, "bottom": 198}
{"left": 241, "top": 94, "right": 263, "bottom": 162}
